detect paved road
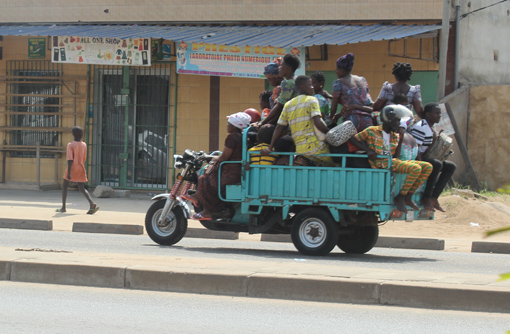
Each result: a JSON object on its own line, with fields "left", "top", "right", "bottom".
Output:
{"left": 2, "top": 229, "right": 509, "bottom": 276}
{"left": 1, "top": 281, "right": 508, "bottom": 334}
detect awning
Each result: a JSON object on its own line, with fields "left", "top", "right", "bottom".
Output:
{"left": 0, "top": 24, "right": 440, "bottom": 47}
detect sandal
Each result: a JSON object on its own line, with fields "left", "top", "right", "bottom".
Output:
{"left": 86, "top": 205, "right": 100, "bottom": 215}
{"left": 191, "top": 213, "right": 212, "bottom": 221}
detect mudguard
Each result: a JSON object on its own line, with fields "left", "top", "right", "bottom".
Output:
{"left": 150, "top": 194, "right": 192, "bottom": 219}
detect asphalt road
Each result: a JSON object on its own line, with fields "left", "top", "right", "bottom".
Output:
{"left": 1, "top": 281, "right": 508, "bottom": 334}
{"left": 1, "top": 229, "right": 509, "bottom": 276}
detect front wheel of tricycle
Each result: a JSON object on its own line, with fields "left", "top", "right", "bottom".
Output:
{"left": 145, "top": 200, "right": 188, "bottom": 246}
{"left": 337, "top": 225, "right": 379, "bottom": 254}
{"left": 291, "top": 208, "right": 339, "bottom": 256}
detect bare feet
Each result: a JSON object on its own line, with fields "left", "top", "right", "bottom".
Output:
{"left": 404, "top": 193, "right": 420, "bottom": 210}
{"left": 431, "top": 197, "right": 446, "bottom": 212}
{"left": 393, "top": 194, "right": 408, "bottom": 212}
{"left": 421, "top": 197, "right": 436, "bottom": 211}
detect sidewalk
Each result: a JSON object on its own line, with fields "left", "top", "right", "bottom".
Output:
{"left": 0, "top": 188, "right": 507, "bottom": 251}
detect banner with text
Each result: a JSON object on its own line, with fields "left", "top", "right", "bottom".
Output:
{"left": 51, "top": 36, "right": 151, "bottom": 66}
{"left": 176, "top": 41, "right": 305, "bottom": 78}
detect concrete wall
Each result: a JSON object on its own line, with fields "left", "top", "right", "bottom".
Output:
{"left": 457, "top": 0, "right": 510, "bottom": 86}
{"left": 468, "top": 85, "right": 510, "bottom": 190}
{"left": 0, "top": 0, "right": 443, "bottom": 23}
{"left": 438, "top": 86, "right": 470, "bottom": 183}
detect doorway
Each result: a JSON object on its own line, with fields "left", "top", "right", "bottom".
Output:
{"left": 90, "top": 64, "right": 176, "bottom": 189}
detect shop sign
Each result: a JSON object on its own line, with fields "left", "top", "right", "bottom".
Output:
{"left": 176, "top": 41, "right": 305, "bottom": 78}
{"left": 51, "top": 36, "right": 151, "bottom": 66}
{"left": 28, "top": 38, "right": 46, "bottom": 59}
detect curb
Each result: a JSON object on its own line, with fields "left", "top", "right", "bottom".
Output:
{"left": 185, "top": 227, "right": 239, "bottom": 240}
{"left": 0, "top": 218, "right": 52, "bottom": 231}
{"left": 261, "top": 234, "right": 446, "bottom": 251}
{"left": 72, "top": 223, "right": 143, "bottom": 235}
{"left": 379, "top": 281, "right": 510, "bottom": 312}
{"left": 2, "top": 259, "right": 509, "bottom": 313}
{"left": 375, "top": 237, "right": 445, "bottom": 250}
{"left": 471, "top": 241, "right": 510, "bottom": 254}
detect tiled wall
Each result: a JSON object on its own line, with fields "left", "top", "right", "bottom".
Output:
{"left": 0, "top": 0, "right": 443, "bottom": 23}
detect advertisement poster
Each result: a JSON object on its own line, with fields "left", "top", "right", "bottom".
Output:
{"left": 151, "top": 39, "right": 172, "bottom": 61}
{"left": 176, "top": 41, "right": 305, "bottom": 78}
{"left": 51, "top": 36, "right": 151, "bottom": 66}
{"left": 28, "top": 38, "right": 46, "bottom": 59}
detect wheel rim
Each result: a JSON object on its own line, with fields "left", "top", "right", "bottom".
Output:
{"left": 299, "top": 218, "right": 327, "bottom": 248}
{"left": 151, "top": 208, "right": 177, "bottom": 237}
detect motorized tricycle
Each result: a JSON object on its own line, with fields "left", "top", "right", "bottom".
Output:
{"left": 145, "top": 129, "right": 434, "bottom": 256}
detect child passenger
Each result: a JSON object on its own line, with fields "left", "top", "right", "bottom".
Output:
{"left": 249, "top": 124, "right": 277, "bottom": 165}
{"left": 310, "top": 72, "right": 332, "bottom": 125}
{"left": 259, "top": 90, "right": 272, "bottom": 121}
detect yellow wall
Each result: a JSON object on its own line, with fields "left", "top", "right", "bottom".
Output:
{"left": 175, "top": 74, "right": 210, "bottom": 153}
{"left": 0, "top": 34, "right": 439, "bottom": 187}
{"left": 308, "top": 39, "right": 439, "bottom": 93}
{"left": 0, "top": 36, "right": 89, "bottom": 184}
{"left": 0, "top": 1, "right": 443, "bottom": 23}
{"left": 218, "top": 76, "right": 264, "bottom": 149}
{"left": 468, "top": 85, "right": 510, "bottom": 190}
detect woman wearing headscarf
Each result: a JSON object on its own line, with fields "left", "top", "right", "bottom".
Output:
{"left": 185, "top": 112, "right": 251, "bottom": 220}
{"left": 372, "top": 62, "right": 423, "bottom": 118}
{"left": 329, "top": 53, "right": 374, "bottom": 132}
{"left": 263, "top": 57, "right": 283, "bottom": 110}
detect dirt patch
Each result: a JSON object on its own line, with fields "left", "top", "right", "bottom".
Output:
{"left": 380, "top": 195, "right": 510, "bottom": 241}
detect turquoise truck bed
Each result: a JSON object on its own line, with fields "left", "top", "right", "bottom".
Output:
{"left": 221, "top": 130, "right": 434, "bottom": 223}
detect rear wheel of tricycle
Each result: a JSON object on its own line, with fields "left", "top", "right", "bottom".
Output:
{"left": 145, "top": 200, "right": 187, "bottom": 246}
{"left": 337, "top": 225, "right": 379, "bottom": 254}
{"left": 291, "top": 208, "right": 339, "bottom": 256}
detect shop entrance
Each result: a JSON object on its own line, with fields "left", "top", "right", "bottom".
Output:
{"left": 90, "top": 63, "right": 176, "bottom": 190}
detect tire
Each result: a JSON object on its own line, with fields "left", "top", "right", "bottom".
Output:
{"left": 337, "top": 225, "right": 379, "bottom": 254}
{"left": 290, "top": 208, "right": 339, "bottom": 256}
{"left": 145, "top": 200, "right": 187, "bottom": 246}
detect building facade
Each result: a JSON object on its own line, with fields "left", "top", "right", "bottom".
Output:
{"left": 0, "top": 1, "right": 443, "bottom": 190}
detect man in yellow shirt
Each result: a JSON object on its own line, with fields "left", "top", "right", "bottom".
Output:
{"left": 261, "top": 75, "right": 332, "bottom": 166}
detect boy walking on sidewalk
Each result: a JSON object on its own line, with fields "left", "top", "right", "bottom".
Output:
{"left": 57, "top": 126, "right": 99, "bottom": 214}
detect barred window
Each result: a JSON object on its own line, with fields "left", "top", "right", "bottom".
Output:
{"left": 7, "top": 61, "right": 61, "bottom": 157}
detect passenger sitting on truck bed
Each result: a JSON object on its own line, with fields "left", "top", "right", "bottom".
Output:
{"left": 261, "top": 75, "right": 333, "bottom": 167}
{"left": 249, "top": 124, "right": 277, "bottom": 165}
{"left": 349, "top": 105, "right": 433, "bottom": 212}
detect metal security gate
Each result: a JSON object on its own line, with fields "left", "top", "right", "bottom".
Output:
{"left": 89, "top": 63, "right": 176, "bottom": 190}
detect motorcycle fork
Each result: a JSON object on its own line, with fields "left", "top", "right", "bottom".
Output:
{"left": 158, "top": 165, "right": 189, "bottom": 224}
